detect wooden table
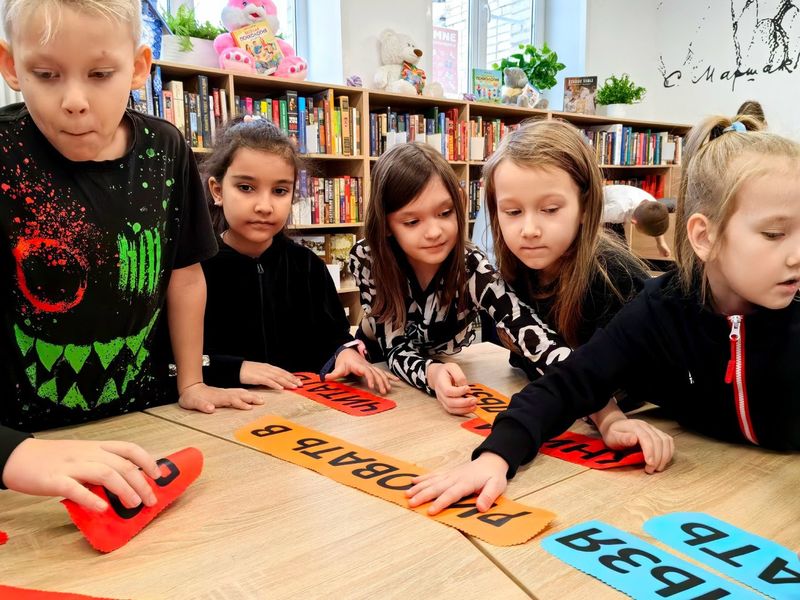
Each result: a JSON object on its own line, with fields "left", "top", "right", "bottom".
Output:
{"left": 2, "top": 343, "right": 794, "bottom": 599}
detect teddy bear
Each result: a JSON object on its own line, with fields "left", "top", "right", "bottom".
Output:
{"left": 501, "top": 67, "right": 549, "bottom": 109}
{"left": 373, "top": 29, "right": 443, "bottom": 97}
{"left": 213, "top": 0, "right": 308, "bottom": 80}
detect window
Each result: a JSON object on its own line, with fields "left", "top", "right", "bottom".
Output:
{"left": 432, "top": 0, "right": 534, "bottom": 97}
{"left": 159, "top": 1, "right": 297, "bottom": 49}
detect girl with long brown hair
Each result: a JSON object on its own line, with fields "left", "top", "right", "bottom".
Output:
{"left": 350, "top": 142, "right": 570, "bottom": 414}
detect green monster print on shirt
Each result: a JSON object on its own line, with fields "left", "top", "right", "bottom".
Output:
{"left": 14, "top": 311, "right": 160, "bottom": 410}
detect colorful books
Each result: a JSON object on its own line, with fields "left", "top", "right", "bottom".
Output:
{"left": 231, "top": 21, "right": 284, "bottom": 75}
{"left": 563, "top": 76, "right": 598, "bottom": 115}
{"left": 471, "top": 69, "right": 502, "bottom": 104}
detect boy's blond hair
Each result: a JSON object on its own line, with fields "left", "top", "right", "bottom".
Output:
{"left": 675, "top": 115, "right": 800, "bottom": 298}
{"left": 2, "top": 0, "right": 142, "bottom": 45}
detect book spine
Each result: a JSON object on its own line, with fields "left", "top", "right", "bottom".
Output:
{"left": 197, "top": 75, "right": 210, "bottom": 148}
{"left": 285, "top": 90, "right": 299, "bottom": 147}
{"left": 298, "top": 97, "right": 307, "bottom": 154}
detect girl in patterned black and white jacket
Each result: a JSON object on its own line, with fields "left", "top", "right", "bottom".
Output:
{"left": 349, "top": 142, "right": 571, "bottom": 415}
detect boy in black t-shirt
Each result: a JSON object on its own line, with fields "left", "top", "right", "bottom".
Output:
{"left": 0, "top": 0, "right": 260, "bottom": 512}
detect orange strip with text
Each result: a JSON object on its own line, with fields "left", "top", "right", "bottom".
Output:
{"left": 235, "top": 415, "right": 555, "bottom": 546}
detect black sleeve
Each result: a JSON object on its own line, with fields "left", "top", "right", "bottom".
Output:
{"left": 0, "top": 425, "right": 32, "bottom": 490}
{"left": 473, "top": 292, "right": 662, "bottom": 477}
{"left": 173, "top": 143, "right": 218, "bottom": 269}
{"left": 309, "top": 254, "right": 354, "bottom": 362}
{"left": 203, "top": 354, "right": 244, "bottom": 387}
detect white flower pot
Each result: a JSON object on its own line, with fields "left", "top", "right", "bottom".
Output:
{"left": 159, "top": 35, "right": 219, "bottom": 69}
{"left": 598, "top": 103, "right": 629, "bottom": 119}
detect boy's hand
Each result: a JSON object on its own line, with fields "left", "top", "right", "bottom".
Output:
{"left": 427, "top": 363, "right": 476, "bottom": 415}
{"left": 406, "top": 452, "right": 509, "bottom": 515}
{"left": 178, "top": 382, "right": 263, "bottom": 413}
{"left": 2, "top": 438, "right": 161, "bottom": 512}
{"left": 324, "top": 348, "right": 399, "bottom": 395}
{"left": 602, "top": 418, "right": 674, "bottom": 474}
{"left": 240, "top": 361, "right": 302, "bottom": 390}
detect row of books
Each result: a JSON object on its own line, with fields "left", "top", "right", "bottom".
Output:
{"left": 130, "top": 69, "right": 227, "bottom": 149}
{"left": 468, "top": 118, "right": 522, "bottom": 161}
{"left": 467, "top": 179, "right": 484, "bottom": 220}
{"left": 129, "top": 69, "right": 362, "bottom": 156}
{"left": 289, "top": 173, "right": 364, "bottom": 225}
{"left": 233, "top": 90, "right": 362, "bottom": 156}
{"left": 288, "top": 233, "right": 357, "bottom": 289}
{"left": 369, "top": 107, "right": 469, "bottom": 161}
{"left": 577, "top": 125, "right": 684, "bottom": 166}
{"left": 604, "top": 175, "right": 666, "bottom": 199}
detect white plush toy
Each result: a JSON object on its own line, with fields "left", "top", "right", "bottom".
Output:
{"left": 373, "top": 29, "right": 444, "bottom": 97}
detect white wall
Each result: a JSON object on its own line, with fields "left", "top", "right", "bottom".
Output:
{"left": 542, "top": 0, "right": 586, "bottom": 110}
{"left": 341, "top": 0, "right": 433, "bottom": 88}
{"left": 585, "top": 0, "right": 800, "bottom": 137}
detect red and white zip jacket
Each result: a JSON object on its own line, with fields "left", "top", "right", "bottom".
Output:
{"left": 477, "top": 271, "right": 800, "bottom": 477}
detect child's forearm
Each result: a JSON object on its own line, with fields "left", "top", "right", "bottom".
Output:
{"left": 167, "top": 264, "right": 207, "bottom": 394}
{"left": 589, "top": 399, "right": 627, "bottom": 438}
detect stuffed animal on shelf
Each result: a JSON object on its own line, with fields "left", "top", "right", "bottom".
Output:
{"left": 373, "top": 29, "right": 444, "bottom": 97}
{"left": 501, "top": 67, "right": 530, "bottom": 106}
{"left": 214, "top": 0, "right": 308, "bottom": 80}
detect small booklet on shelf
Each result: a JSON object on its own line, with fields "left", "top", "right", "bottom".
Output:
{"left": 231, "top": 21, "right": 284, "bottom": 75}
{"left": 471, "top": 69, "right": 502, "bottom": 103}
{"left": 563, "top": 76, "right": 598, "bottom": 115}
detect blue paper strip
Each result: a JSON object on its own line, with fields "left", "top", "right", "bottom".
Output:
{"left": 541, "top": 520, "right": 761, "bottom": 599}
{"left": 644, "top": 513, "right": 800, "bottom": 600}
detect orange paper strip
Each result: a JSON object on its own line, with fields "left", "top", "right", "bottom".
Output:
{"left": 469, "top": 383, "right": 512, "bottom": 424}
{"left": 292, "top": 372, "right": 396, "bottom": 416}
{"left": 235, "top": 415, "right": 555, "bottom": 546}
{"left": 0, "top": 586, "right": 120, "bottom": 599}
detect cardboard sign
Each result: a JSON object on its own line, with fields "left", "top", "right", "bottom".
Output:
{"left": 62, "top": 447, "right": 203, "bottom": 553}
{"left": 292, "top": 372, "right": 396, "bottom": 416}
{"left": 0, "top": 530, "right": 7, "bottom": 545}
{"left": 0, "top": 586, "right": 120, "bottom": 599}
{"left": 541, "top": 520, "right": 761, "bottom": 599}
{"left": 540, "top": 431, "right": 645, "bottom": 469}
{"left": 644, "top": 513, "right": 800, "bottom": 600}
{"left": 461, "top": 417, "right": 492, "bottom": 437}
{"left": 235, "top": 415, "right": 555, "bottom": 546}
{"left": 468, "top": 384, "right": 511, "bottom": 424}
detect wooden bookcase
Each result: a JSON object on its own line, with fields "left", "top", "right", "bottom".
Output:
{"left": 151, "top": 59, "right": 692, "bottom": 324}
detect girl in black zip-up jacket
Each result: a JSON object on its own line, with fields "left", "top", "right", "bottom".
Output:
{"left": 199, "top": 118, "right": 394, "bottom": 399}
{"left": 407, "top": 115, "right": 800, "bottom": 515}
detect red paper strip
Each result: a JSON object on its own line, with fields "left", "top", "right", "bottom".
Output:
{"left": 540, "top": 431, "right": 645, "bottom": 469}
{"left": 292, "top": 372, "right": 396, "bottom": 416}
{"left": 0, "top": 585, "right": 120, "bottom": 599}
{"left": 0, "top": 530, "right": 7, "bottom": 545}
{"left": 62, "top": 447, "right": 203, "bottom": 553}
{"left": 461, "top": 417, "right": 491, "bottom": 437}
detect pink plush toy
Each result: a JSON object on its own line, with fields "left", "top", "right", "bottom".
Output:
{"left": 213, "top": 0, "right": 308, "bottom": 80}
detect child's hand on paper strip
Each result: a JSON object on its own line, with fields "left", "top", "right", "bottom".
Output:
{"left": 2, "top": 438, "right": 161, "bottom": 512}
{"left": 406, "top": 452, "right": 509, "bottom": 515}
{"left": 427, "top": 362, "right": 476, "bottom": 415}
{"left": 324, "top": 348, "right": 398, "bottom": 395}
{"left": 240, "top": 361, "right": 302, "bottom": 390}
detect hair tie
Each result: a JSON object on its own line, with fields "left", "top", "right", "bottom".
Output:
{"left": 723, "top": 121, "right": 746, "bottom": 133}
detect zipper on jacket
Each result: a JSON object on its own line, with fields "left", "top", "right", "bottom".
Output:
{"left": 724, "top": 315, "right": 758, "bottom": 445}
{"left": 256, "top": 262, "right": 269, "bottom": 359}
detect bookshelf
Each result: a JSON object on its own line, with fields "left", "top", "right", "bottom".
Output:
{"left": 144, "top": 59, "right": 692, "bottom": 323}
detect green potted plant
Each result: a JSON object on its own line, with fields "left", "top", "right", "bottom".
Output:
{"left": 493, "top": 42, "right": 566, "bottom": 93}
{"left": 595, "top": 73, "right": 646, "bottom": 118}
{"left": 161, "top": 6, "right": 226, "bottom": 68}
